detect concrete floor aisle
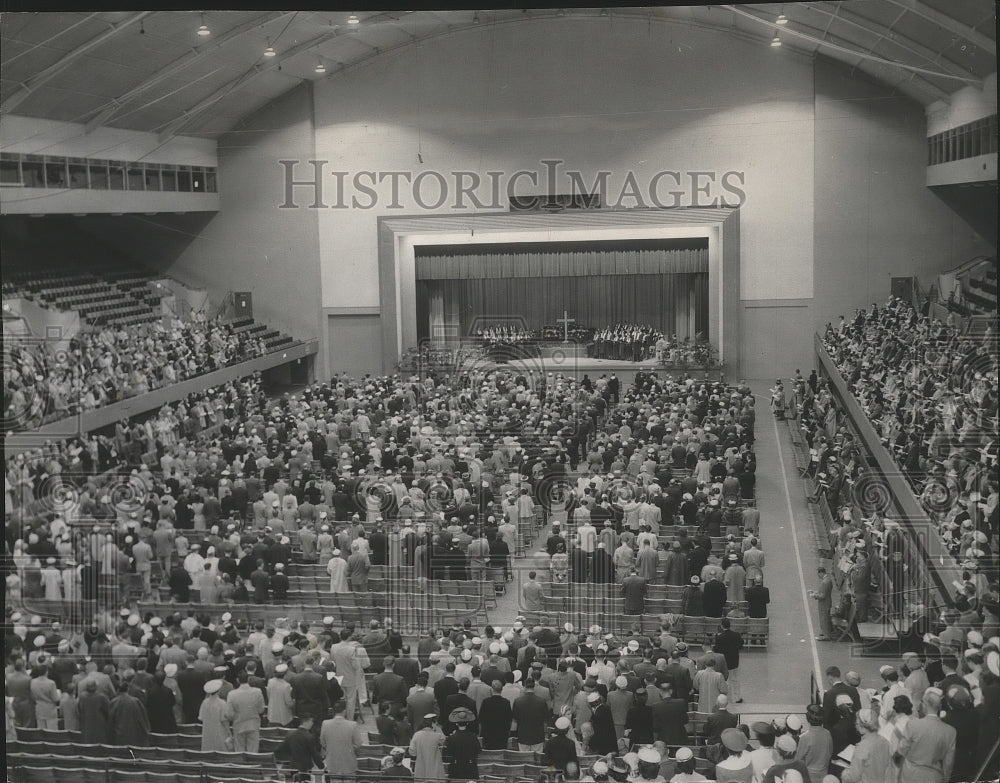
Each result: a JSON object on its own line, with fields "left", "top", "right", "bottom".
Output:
{"left": 736, "top": 383, "right": 827, "bottom": 709}
{"left": 741, "top": 382, "right": 891, "bottom": 711}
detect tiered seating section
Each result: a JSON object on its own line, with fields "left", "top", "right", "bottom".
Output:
{"left": 938, "top": 255, "right": 999, "bottom": 317}
{"left": 3, "top": 249, "right": 299, "bottom": 431}
{"left": 5, "top": 262, "right": 165, "bottom": 327}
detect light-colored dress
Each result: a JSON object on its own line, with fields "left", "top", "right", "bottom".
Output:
{"left": 409, "top": 726, "right": 447, "bottom": 781}
{"left": 327, "top": 556, "right": 348, "bottom": 593}
{"left": 198, "top": 694, "right": 233, "bottom": 751}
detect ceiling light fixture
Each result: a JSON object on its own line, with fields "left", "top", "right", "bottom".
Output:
{"left": 264, "top": 39, "right": 276, "bottom": 57}
{"left": 776, "top": 14, "right": 788, "bottom": 25}
{"left": 315, "top": 61, "right": 326, "bottom": 74}
{"left": 770, "top": 35, "right": 782, "bottom": 47}
{"left": 348, "top": 14, "right": 360, "bottom": 25}
{"left": 197, "top": 13, "right": 210, "bottom": 36}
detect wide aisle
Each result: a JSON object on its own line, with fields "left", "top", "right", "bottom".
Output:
{"left": 737, "top": 383, "right": 825, "bottom": 707}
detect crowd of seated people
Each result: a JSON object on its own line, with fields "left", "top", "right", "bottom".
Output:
{"left": 819, "top": 297, "right": 998, "bottom": 598}
{"left": 3, "top": 313, "right": 268, "bottom": 431}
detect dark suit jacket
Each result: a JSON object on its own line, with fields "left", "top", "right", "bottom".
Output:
{"left": 479, "top": 694, "right": 513, "bottom": 749}
{"left": 433, "top": 676, "right": 460, "bottom": 712}
{"left": 704, "top": 708, "right": 739, "bottom": 745}
{"left": 703, "top": 579, "right": 727, "bottom": 617}
{"left": 660, "top": 663, "right": 693, "bottom": 702}
{"left": 290, "top": 668, "right": 330, "bottom": 720}
{"left": 393, "top": 657, "right": 421, "bottom": 688}
{"left": 372, "top": 670, "right": 409, "bottom": 706}
{"left": 651, "top": 696, "right": 689, "bottom": 745}
{"left": 821, "top": 681, "right": 861, "bottom": 727}
{"left": 176, "top": 667, "right": 207, "bottom": 723}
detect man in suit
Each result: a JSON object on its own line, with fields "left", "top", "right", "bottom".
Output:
{"left": 811, "top": 567, "right": 835, "bottom": 641}
{"left": 441, "top": 676, "right": 478, "bottom": 735}
{"left": 393, "top": 645, "right": 421, "bottom": 688}
{"left": 176, "top": 658, "right": 208, "bottom": 723}
{"left": 290, "top": 657, "right": 331, "bottom": 723}
{"left": 329, "top": 630, "right": 369, "bottom": 718}
{"left": 433, "top": 662, "right": 460, "bottom": 714}
{"left": 320, "top": 699, "right": 367, "bottom": 779}
{"left": 703, "top": 694, "right": 738, "bottom": 745}
{"left": 821, "top": 665, "right": 860, "bottom": 728}
{"left": 371, "top": 656, "right": 408, "bottom": 708}
{"left": 275, "top": 714, "right": 323, "bottom": 777}
{"left": 898, "top": 688, "right": 955, "bottom": 783}
{"left": 702, "top": 573, "right": 727, "bottom": 618}
{"left": 512, "top": 678, "right": 550, "bottom": 752}
{"left": 659, "top": 648, "right": 694, "bottom": 703}
{"left": 712, "top": 618, "right": 744, "bottom": 703}
{"left": 621, "top": 568, "right": 648, "bottom": 615}
{"left": 650, "top": 680, "right": 689, "bottom": 745}
{"left": 478, "top": 680, "right": 513, "bottom": 750}
{"left": 227, "top": 670, "right": 266, "bottom": 752}
{"left": 746, "top": 576, "right": 770, "bottom": 618}
{"left": 406, "top": 672, "right": 437, "bottom": 728}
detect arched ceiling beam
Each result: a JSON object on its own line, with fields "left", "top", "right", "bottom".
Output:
{"left": 156, "top": 32, "right": 336, "bottom": 141}
{"left": 153, "top": 9, "right": 425, "bottom": 140}
{"left": 84, "top": 11, "right": 293, "bottom": 133}
{"left": 725, "top": 4, "right": 977, "bottom": 97}
{"left": 792, "top": 2, "right": 975, "bottom": 78}
{"left": 881, "top": 0, "right": 995, "bottom": 56}
{"left": 2, "top": 12, "right": 154, "bottom": 114}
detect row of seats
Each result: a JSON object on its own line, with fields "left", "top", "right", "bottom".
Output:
{"left": 8, "top": 760, "right": 270, "bottom": 783}
{"left": 9, "top": 741, "right": 272, "bottom": 764}
{"left": 133, "top": 601, "right": 485, "bottom": 631}
{"left": 521, "top": 611, "right": 769, "bottom": 645}
{"left": 535, "top": 596, "right": 750, "bottom": 616}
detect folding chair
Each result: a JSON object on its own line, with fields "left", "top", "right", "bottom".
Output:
{"left": 831, "top": 601, "right": 858, "bottom": 643}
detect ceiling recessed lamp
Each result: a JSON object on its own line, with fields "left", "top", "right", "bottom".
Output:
{"left": 315, "top": 61, "right": 326, "bottom": 74}
{"left": 770, "top": 35, "right": 782, "bottom": 47}
{"left": 348, "top": 14, "right": 360, "bottom": 25}
{"left": 776, "top": 13, "right": 788, "bottom": 25}
{"left": 264, "top": 39, "right": 276, "bottom": 57}
{"left": 197, "top": 13, "right": 210, "bottom": 36}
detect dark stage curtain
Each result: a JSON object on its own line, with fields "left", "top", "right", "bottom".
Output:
{"left": 417, "top": 273, "right": 708, "bottom": 340}
{"left": 415, "top": 245, "right": 708, "bottom": 279}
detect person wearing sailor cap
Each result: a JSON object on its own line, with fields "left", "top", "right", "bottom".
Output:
{"left": 669, "top": 746, "right": 707, "bottom": 782}
{"left": 199, "top": 677, "right": 233, "bottom": 751}
{"left": 543, "top": 715, "right": 579, "bottom": 772}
